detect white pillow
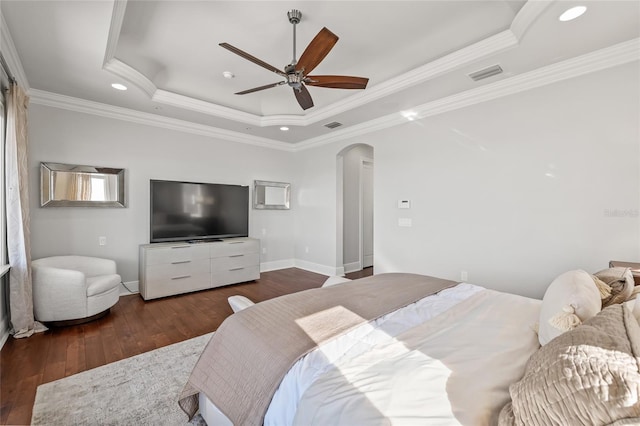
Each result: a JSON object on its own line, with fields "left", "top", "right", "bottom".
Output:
{"left": 322, "top": 276, "right": 351, "bottom": 287}
{"left": 228, "top": 295, "right": 255, "bottom": 313}
{"left": 624, "top": 294, "right": 640, "bottom": 325}
{"left": 538, "top": 270, "right": 601, "bottom": 346}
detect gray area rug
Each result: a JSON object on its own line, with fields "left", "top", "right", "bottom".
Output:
{"left": 32, "top": 333, "right": 213, "bottom": 425}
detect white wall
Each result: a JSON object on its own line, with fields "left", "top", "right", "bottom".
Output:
{"left": 27, "top": 105, "right": 296, "bottom": 283}
{"left": 294, "top": 62, "right": 640, "bottom": 298}
{"left": 22, "top": 62, "right": 640, "bottom": 300}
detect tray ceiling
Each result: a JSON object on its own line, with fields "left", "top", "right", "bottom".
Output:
{"left": 2, "top": 1, "right": 639, "bottom": 147}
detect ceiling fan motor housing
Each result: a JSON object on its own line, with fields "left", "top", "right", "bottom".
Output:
{"left": 284, "top": 64, "right": 303, "bottom": 89}
{"left": 288, "top": 9, "right": 301, "bottom": 24}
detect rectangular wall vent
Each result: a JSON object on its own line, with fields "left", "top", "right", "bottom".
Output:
{"left": 324, "top": 121, "right": 343, "bottom": 129}
{"left": 468, "top": 64, "right": 503, "bottom": 82}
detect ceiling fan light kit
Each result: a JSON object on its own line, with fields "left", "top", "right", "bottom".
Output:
{"left": 219, "top": 9, "right": 369, "bottom": 111}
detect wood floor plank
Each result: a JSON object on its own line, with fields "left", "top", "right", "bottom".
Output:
{"left": 0, "top": 267, "right": 370, "bottom": 425}
{"left": 64, "top": 326, "right": 86, "bottom": 377}
{"left": 41, "top": 328, "right": 68, "bottom": 384}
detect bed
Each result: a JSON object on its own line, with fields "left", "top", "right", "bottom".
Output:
{"left": 179, "top": 272, "right": 640, "bottom": 425}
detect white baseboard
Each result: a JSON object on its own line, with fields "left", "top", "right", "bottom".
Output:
{"left": 260, "top": 258, "right": 344, "bottom": 277}
{"left": 344, "top": 261, "right": 362, "bottom": 274}
{"left": 119, "top": 280, "right": 139, "bottom": 296}
{"left": 294, "top": 259, "right": 343, "bottom": 277}
{"left": 260, "top": 259, "right": 295, "bottom": 272}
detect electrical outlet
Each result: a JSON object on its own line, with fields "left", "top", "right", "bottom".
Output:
{"left": 99, "top": 236, "right": 107, "bottom": 246}
{"left": 461, "top": 270, "right": 468, "bottom": 281}
{"left": 398, "top": 218, "right": 412, "bottom": 227}
{"left": 305, "top": 246, "right": 309, "bottom": 254}
{"left": 262, "top": 247, "right": 267, "bottom": 254}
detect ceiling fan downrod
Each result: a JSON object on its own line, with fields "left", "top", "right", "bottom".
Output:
{"left": 287, "top": 9, "right": 302, "bottom": 66}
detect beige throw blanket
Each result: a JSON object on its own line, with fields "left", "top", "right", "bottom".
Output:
{"left": 178, "top": 273, "right": 456, "bottom": 425}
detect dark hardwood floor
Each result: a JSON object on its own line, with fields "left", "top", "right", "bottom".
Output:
{"left": 0, "top": 267, "right": 372, "bottom": 425}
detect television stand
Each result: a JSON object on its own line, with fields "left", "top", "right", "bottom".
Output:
{"left": 138, "top": 237, "right": 260, "bottom": 300}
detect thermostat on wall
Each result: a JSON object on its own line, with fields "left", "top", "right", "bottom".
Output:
{"left": 398, "top": 200, "right": 411, "bottom": 209}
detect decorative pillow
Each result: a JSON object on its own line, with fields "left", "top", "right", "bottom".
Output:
{"left": 538, "top": 270, "right": 601, "bottom": 346}
{"left": 624, "top": 294, "right": 640, "bottom": 325}
{"left": 322, "top": 276, "right": 351, "bottom": 287}
{"left": 596, "top": 267, "right": 635, "bottom": 307}
{"left": 499, "top": 304, "right": 640, "bottom": 425}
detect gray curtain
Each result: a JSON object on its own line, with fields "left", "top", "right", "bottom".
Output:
{"left": 5, "top": 82, "right": 46, "bottom": 338}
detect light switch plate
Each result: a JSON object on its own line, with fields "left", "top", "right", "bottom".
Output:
{"left": 398, "top": 200, "right": 411, "bottom": 209}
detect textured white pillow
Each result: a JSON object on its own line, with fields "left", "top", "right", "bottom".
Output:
{"left": 322, "top": 276, "right": 352, "bottom": 287}
{"left": 538, "top": 270, "right": 602, "bottom": 346}
{"left": 624, "top": 294, "right": 640, "bottom": 325}
{"left": 228, "top": 295, "right": 255, "bottom": 313}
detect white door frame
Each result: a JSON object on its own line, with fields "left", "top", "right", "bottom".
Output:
{"left": 360, "top": 158, "right": 374, "bottom": 269}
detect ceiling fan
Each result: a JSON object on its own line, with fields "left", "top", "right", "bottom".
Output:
{"left": 219, "top": 9, "right": 369, "bottom": 110}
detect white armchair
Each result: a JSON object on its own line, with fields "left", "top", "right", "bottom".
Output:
{"left": 32, "top": 256, "right": 121, "bottom": 324}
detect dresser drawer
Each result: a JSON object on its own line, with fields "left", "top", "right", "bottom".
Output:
{"left": 146, "top": 258, "right": 210, "bottom": 281}
{"left": 144, "top": 273, "right": 211, "bottom": 299}
{"left": 210, "top": 239, "right": 259, "bottom": 258}
{"left": 211, "top": 265, "right": 260, "bottom": 287}
{"left": 211, "top": 252, "right": 260, "bottom": 273}
{"left": 145, "top": 244, "right": 210, "bottom": 266}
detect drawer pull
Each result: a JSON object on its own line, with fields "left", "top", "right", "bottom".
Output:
{"left": 171, "top": 275, "right": 191, "bottom": 280}
{"left": 229, "top": 241, "right": 244, "bottom": 245}
{"left": 171, "top": 246, "right": 190, "bottom": 249}
{"left": 229, "top": 254, "right": 244, "bottom": 258}
{"left": 171, "top": 260, "right": 191, "bottom": 265}
{"left": 229, "top": 267, "right": 245, "bottom": 272}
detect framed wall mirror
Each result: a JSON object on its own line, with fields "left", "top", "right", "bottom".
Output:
{"left": 41, "top": 162, "right": 126, "bottom": 207}
{"left": 253, "top": 180, "right": 290, "bottom": 210}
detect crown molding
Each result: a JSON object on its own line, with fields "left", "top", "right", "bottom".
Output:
{"left": 152, "top": 89, "right": 263, "bottom": 127}
{"left": 510, "top": 0, "right": 555, "bottom": 40}
{"left": 293, "top": 38, "right": 640, "bottom": 151}
{"left": 28, "top": 89, "right": 294, "bottom": 152}
{"left": 103, "top": 0, "right": 128, "bottom": 67}
{"left": 0, "top": 12, "right": 29, "bottom": 89}
{"left": 29, "top": 38, "right": 639, "bottom": 153}
{"left": 294, "top": 29, "right": 519, "bottom": 128}
{"left": 104, "top": 58, "right": 156, "bottom": 97}
{"left": 106, "top": 28, "right": 518, "bottom": 128}
{"left": 101, "top": 0, "right": 538, "bottom": 128}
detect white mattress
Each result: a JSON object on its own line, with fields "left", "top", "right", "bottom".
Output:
{"left": 200, "top": 283, "right": 541, "bottom": 426}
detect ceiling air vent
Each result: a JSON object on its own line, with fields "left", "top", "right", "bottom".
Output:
{"left": 468, "top": 64, "right": 503, "bottom": 82}
{"left": 324, "top": 121, "right": 343, "bottom": 129}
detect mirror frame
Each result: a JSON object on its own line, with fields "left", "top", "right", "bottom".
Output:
{"left": 253, "top": 180, "right": 291, "bottom": 210}
{"left": 41, "top": 162, "right": 126, "bottom": 207}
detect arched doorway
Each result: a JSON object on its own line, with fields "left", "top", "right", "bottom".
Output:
{"left": 336, "top": 144, "right": 374, "bottom": 275}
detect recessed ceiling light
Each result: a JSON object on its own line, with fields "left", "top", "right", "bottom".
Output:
{"left": 280, "top": 126, "right": 289, "bottom": 131}
{"left": 559, "top": 6, "right": 586, "bottom": 22}
{"left": 111, "top": 83, "right": 127, "bottom": 91}
{"left": 223, "top": 71, "right": 235, "bottom": 79}
{"left": 401, "top": 111, "right": 418, "bottom": 121}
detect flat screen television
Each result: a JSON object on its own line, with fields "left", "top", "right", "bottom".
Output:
{"left": 150, "top": 179, "right": 249, "bottom": 243}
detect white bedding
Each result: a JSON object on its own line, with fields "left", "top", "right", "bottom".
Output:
{"left": 200, "top": 283, "right": 541, "bottom": 426}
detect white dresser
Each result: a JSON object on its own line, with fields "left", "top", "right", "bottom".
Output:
{"left": 138, "top": 237, "right": 260, "bottom": 300}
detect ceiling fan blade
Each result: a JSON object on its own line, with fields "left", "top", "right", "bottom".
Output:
{"left": 294, "top": 85, "right": 314, "bottom": 110}
{"left": 295, "top": 27, "right": 338, "bottom": 75}
{"left": 305, "top": 75, "right": 369, "bottom": 89}
{"left": 219, "top": 43, "right": 285, "bottom": 77}
{"left": 235, "top": 81, "right": 285, "bottom": 95}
